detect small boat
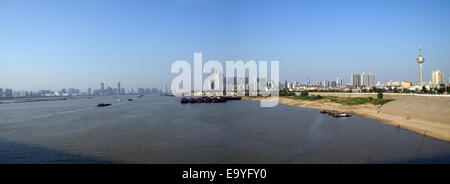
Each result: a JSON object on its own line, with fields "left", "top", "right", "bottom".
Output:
{"left": 128, "top": 99, "right": 134, "bottom": 101}
{"left": 331, "top": 113, "right": 352, "bottom": 117}
{"left": 160, "top": 93, "right": 175, "bottom": 96}
{"left": 97, "top": 103, "right": 112, "bottom": 107}
{"left": 180, "top": 97, "right": 189, "bottom": 104}
{"left": 137, "top": 95, "right": 144, "bottom": 98}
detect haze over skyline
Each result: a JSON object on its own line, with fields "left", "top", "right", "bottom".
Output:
{"left": 1, "top": 0, "right": 449, "bottom": 91}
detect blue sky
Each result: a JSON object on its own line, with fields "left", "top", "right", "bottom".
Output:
{"left": 1, "top": 0, "right": 449, "bottom": 91}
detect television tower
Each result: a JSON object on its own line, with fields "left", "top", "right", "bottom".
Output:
{"left": 416, "top": 47, "right": 425, "bottom": 85}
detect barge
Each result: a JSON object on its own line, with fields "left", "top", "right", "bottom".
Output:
{"left": 320, "top": 110, "right": 352, "bottom": 117}
{"left": 180, "top": 96, "right": 241, "bottom": 104}
{"left": 97, "top": 103, "right": 112, "bottom": 107}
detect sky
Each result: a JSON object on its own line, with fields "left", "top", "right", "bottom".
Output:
{"left": 1, "top": 0, "right": 449, "bottom": 91}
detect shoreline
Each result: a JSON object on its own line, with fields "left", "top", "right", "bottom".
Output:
{"left": 242, "top": 96, "right": 450, "bottom": 143}
{"left": 0, "top": 96, "right": 101, "bottom": 104}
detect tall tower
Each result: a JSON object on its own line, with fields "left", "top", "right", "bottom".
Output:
{"left": 117, "top": 82, "right": 121, "bottom": 95}
{"left": 416, "top": 48, "right": 425, "bottom": 85}
{"left": 101, "top": 82, "right": 105, "bottom": 95}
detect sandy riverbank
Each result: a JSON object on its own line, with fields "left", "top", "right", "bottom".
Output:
{"left": 243, "top": 95, "right": 450, "bottom": 142}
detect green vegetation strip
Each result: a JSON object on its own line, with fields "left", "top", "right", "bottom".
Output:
{"left": 328, "top": 97, "right": 394, "bottom": 105}
{"left": 288, "top": 95, "right": 394, "bottom": 105}
{"left": 290, "top": 95, "right": 324, "bottom": 101}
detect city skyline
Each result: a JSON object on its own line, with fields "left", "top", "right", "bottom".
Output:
{"left": 1, "top": 65, "right": 447, "bottom": 98}
{"left": 0, "top": 65, "right": 448, "bottom": 93}
{"left": 1, "top": 0, "right": 450, "bottom": 90}
{"left": 0, "top": 80, "right": 164, "bottom": 98}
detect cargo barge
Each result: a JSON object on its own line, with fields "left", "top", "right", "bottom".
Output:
{"left": 320, "top": 110, "right": 352, "bottom": 117}
{"left": 180, "top": 96, "right": 241, "bottom": 104}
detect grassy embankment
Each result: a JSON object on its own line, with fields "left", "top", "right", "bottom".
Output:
{"left": 245, "top": 90, "right": 394, "bottom": 106}
{"left": 289, "top": 95, "right": 394, "bottom": 105}
{"left": 245, "top": 94, "right": 394, "bottom": 105}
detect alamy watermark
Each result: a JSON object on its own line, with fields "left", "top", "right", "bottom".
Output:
{"left": 171, "top": 52, "right": 279, "bottom": 107}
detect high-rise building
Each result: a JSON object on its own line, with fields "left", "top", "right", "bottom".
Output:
{"left": 282, "top": 80, "right": 288, "bottom": 90}
{"left": 323, "top": 80, "right": 329, "bottom": 87}
{"left": 359, "top": 72, "right": 375, "bottom": 87}
{"left": 87, "top": 88, "right": 92, "bottom": 95}
{"left": 431, "top": 70, "right": 444, "bottom": 85}
{"left": 107, "top": 87, "right": 113, "bottom": 95}
{"left": 5, "top": 89, "right": 13, "bottom": 98}
{"left": 316, "top": 81, "right": 322, "bottom": 86}
{"left": 351, "top": 73, "right": 361, "bottom": 87}
{"left": 368, "top": 73, "right": 375, "bottom": 87}
{"left": 331, "top": 81, "right": 337, "bottom": 87}
{"left": 117, "top": 82, "right": 121, "bottom": 94}
{"left": 67, "top": 88, "right": 79, "bottom": 96}
{"left": 214, "top": 71, "right": 223, "bottom": 93}
{"left": 361, "top": 72, "right": 369, "bottom": 87}
{"left": 336, "top": 77, "right": 343, "bottom": 86}
{"left": 101, "top": 82, "right": 105, "bottom": 95}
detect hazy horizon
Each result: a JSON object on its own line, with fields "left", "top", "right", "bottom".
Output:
{"left": 1, "top": 0, "right": 450, "bottom": 91}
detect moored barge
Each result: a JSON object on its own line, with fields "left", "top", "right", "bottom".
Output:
{"left": 320, "top": 110, "right": 352, "bottom": 117}
{"left": 180, "top": 96, "right": 242, "bottom": 104}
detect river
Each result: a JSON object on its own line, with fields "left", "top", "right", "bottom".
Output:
{"left": 0, "top": 96, "right": 449, "bottom": 163}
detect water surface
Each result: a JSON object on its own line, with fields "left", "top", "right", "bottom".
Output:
{"left": 0, "top": 96, "right": 449, "bottom": 163}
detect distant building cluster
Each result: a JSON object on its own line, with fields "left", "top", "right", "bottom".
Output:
{"left": 279, "top": 76, "right": 348, "bottom": 92}
{"left": 351, "top": 72, "right": 376, "bottom": 88}
{"left": 0, "top": 82, "right": 163, "bottom": 99}
{"left": 196, "top": 48, "right": 448, "bottom": 95}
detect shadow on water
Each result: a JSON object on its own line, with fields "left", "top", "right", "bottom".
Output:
{"left": 377, "top": 153, "right": 450, "bottom": 164}
{"left": 0, "top": 139, "right": 117, "bottom": 164}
